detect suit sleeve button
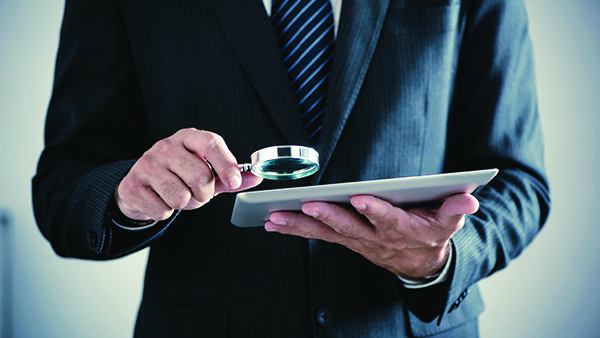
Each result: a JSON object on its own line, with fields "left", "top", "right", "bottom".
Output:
{"left": 316, "top": 307, "right": 334, "bottom": 327}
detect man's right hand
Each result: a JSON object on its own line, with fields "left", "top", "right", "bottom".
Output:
{"left": 115, "top": 128, "right": 263, "bottom": 222}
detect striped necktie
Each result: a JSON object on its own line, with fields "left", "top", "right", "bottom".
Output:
{"left": 271, "top": 0, "right": 335, "bottom": 143}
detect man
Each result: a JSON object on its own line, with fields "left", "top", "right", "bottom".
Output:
{"left": 33, "top": 0, "right": 550, "bottom": 336}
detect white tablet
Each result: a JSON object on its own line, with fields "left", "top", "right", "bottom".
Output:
{"left": 230, "top": 168, "right": 498, "bottom": 227}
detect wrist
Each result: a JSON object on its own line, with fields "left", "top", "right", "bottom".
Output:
{"left": 398, "top": 241, "right": 453, "bottom": 289}
{"left": 107, "top": 195, "right": 157, "bottom": 230}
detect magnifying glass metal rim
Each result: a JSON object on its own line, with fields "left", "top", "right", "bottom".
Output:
{"left": 239, "top": 145, "right": 319, "bottom": 180}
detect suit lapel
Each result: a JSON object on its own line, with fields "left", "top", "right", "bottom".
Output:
{"left": 313, "top": 0, "right": 390, "bottom": 184}
{"left": 209, "top": 0, "right": 390, "bottom": 182}
{"left": 208, "top": 0, "right": 310, "bottom": 146}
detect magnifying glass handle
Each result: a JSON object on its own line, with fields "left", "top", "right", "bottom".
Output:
{"left": 238, "top": 163, "right": 252, "bottom": 172}
{"left": 207, "top": 162, "right": 251, "bottom": 178}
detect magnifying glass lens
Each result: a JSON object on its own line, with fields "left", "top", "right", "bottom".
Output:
{"left": 248, "top": 146, "right": 319, "bottom": 180}
{"left": 252, "top": 157, "right": 318, "bottom": 180}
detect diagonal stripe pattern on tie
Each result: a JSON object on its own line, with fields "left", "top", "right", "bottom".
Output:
{"left": 271, "top": 0, "right": 335, "bottom": 143}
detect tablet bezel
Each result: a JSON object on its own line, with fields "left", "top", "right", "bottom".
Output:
{"left": 230, "top": 169, "right": 498, "bottom": 227}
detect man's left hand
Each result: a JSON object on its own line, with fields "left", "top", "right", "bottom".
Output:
{"left": 265, "top": 193, "right": 479, "bottom": 279}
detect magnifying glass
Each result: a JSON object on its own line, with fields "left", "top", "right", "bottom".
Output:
{"left": 237, "top": 145, "right": 319, "bottom": 180}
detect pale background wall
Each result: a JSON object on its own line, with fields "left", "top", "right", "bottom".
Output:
{"left": 1, "top": 1, "right": 598, "bottom": 337}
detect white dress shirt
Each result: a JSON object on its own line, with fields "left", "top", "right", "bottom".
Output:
{"left": 263, "top": 0, "right": 343, "bottom": 36}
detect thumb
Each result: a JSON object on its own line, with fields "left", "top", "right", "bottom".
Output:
{"left": 439, "top": 193, "right": 479, "bottom": 224}
{"left": 214, "top": 172, "right": 263, "bottom": 195}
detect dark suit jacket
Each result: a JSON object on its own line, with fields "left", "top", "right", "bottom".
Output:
{"left": 33, "top": 0, "right": 550, "bottom": 336}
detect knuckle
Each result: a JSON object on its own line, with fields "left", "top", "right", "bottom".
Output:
{"left": 138, "top": 199, "right": 166, "bottom": 220}
{"left": 204, "top": 132, "right": 225, "bottom": 150}
{"left": 170, "top": 191, "right": 192, "bottom": 210}
{"left": 176, "top": 127, "right": 197, "bottom": 138}
{"left": 193, "top": 189, "right": 214, "bottom": 205}
{"left": 375, "top": 209, "right": 399, "bottom": 229}
{"left": 384, "top": 230, "right": 404, "bottom": 243}
{"left": 118, "top": 177, "right": 137, "bottom": 198}
{"left": 188, "top": 172, "right": 213, "bottom": 188}
{"left": 311, "top": 227, "right": 331, "bottom": 240}
{"left": 152, "top": 139, "right": 173, "bottom": 154}
{"left": 339, "top": 225, "right": 360, "bottom": 239}
{"left": 161, "top": 181, "right": 191, "bottom": 209}
{"left": 134, "top": 156, "right": 158, "bottom": 175}
{"left": 375, "top": 211, "right": 394, "bottom": 225}
{"left": 175, "top": 155, "right": 198, "bottom": 173}
{"left": 189, "top": 175, "right": 216, "bottom": 203}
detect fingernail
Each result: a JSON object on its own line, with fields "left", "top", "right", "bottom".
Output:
{"left": 301, "top": 204, "right": 319, "bottom": 218}
{"left": 304, "top": 210, "right": 319, "bottom": 218}
{"left": 265, "top": 223, "right": 278, "bottom": 232}
{"left": 269, "top": 215, "right": 286, "bottom": 226}
{"left": 353, "top": 202, "right": 366, "bottom": 211}
{"left": 228, "top": 175, "right": 241, "bottom": 189}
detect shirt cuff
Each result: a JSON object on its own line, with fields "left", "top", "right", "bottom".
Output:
{"left": 107, "top": 198, "right": 158, "bottom": 231}
{"left": 109, "top": 217, "right": 158, "bottom": 231}
{"left": 397, "top": 241, "right": 453, "bottom": 289}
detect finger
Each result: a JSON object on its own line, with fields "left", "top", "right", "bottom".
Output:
{"left": 118, "top": 156, "right": 180, "bottom": 220}
{"left": 135, "top": 188, "right": 176, "bottom": 221}
{"left": 181, "top": 197, "right": 205, "bottom": 211}
{"left": 169, "top": 152, "right": 217, "bottom": 204}
{"left": 266, "top": 211, "right": 345, "bottom": 243}
{"left": 214, "top": 172, "right": 263, "bottom": 195}
{"left": 301, "top": 202, "right": 374, "bottom": 240}
{"left": 438, "top": 193, "right": 479, "bottom": 224}
{"left": 350, "top": 195, "right": 406, "bottom": 232}
{"left": 176, "top": 129, "right": 242, "bottom": 190}
{"left": 151, "top": 168, "right": 196, "bottom": 210}
{"left": 117, "top": 179, "right": 174, "bottom": 221}
{"left": 140, "top": 134, "right": 217, "bottom": 204}
{"left": 134, "top": 146, "right": 201, "bottom": 210}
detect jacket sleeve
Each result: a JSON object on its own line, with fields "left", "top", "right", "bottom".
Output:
{"left": 401, "top": 0, "right": 551, "bottom": 325}
{"left": 32, "top": 0, "right": 174, "bottom": 260}
{"left": 444, "top": 0, "right": 551, "bottom": 322}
